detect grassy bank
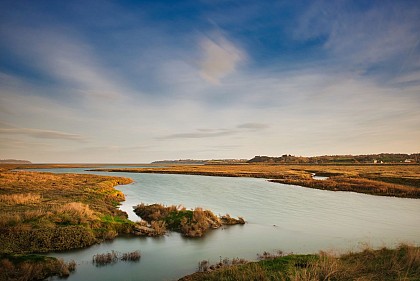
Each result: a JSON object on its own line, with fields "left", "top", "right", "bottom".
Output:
{"left": 0, "top": 254, "right": 76, "bottom": 281}
{"left": 0, "top": 169, "right": 133, "bottom": 254}
{"left": 95, "top": 164, "right": 420, "bottom": 198}
{"left": 180, "top": 244, "right": 420, "bottom": 281}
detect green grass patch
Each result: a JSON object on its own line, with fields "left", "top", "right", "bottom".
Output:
{"left": 164, "top": 210, "right": 193, "bottom": 229}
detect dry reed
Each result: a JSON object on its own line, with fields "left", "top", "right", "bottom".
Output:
{"left": 0, "top": 193, "right": 41, "bottom": 205}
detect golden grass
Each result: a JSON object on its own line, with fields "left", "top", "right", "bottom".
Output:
{"left": 0, "top": 193, "right": 41, "bottom": 205}
{"left": 0, "top": 170, "right": 133, "bottom": 254}
{"left": 99, "top": 164, "right": 420, "bottom": 198}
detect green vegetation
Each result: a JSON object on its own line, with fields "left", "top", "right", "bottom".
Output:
{"left": 180, "top": 244, "right": 420, "bottom": 281}
{"left": 0, "top": 254, "right": 76, "bottom": 281}
{"left": 0, "top": 169, "right": 133, "bottom": 254}
{"left": 99, "top": 163, "right": 420, "bottom": 198}
{"left": 133, "top": 203, "right": 245, "bottom": 237}
{"left": 248, "top": 153, "right": 420, "bottom": 164}
{"left": 0, "top": 167, "right": 134, "bottom": 279}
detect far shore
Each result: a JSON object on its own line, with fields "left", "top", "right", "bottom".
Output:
{"left": 89, "top": 163, "right": 420, "bottom": 199}
{"left": 2, "top": 162, "right": 419, "bottom": 198}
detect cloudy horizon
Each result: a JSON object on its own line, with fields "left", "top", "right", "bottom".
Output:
{"left": 1, "top": 1, "right": 419, "bottom": 163}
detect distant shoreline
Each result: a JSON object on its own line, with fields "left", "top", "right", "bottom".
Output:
{"left": 89, "top": 163, "right": 420, "bottom": 199}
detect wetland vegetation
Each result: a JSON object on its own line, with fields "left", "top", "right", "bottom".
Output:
{"left": 181, "top": 244, "right": 420, "bottom": 281}
{"left": 96, "top": 163, "right": 420, "bottom": 198}
{"left": 133, "top": 203, "right": 245, "bottom": 237}
{"left": 0, "top": 166, "right": 133, "bottom": 280}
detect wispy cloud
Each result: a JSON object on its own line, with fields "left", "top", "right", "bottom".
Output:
{"left": 1, "top": 1, "right": 419, "bottom": 162}
{"left": 158, "top": 122, "right": 268, "bottom": 140}
{"left": 199, "top": 34, "right": 245, "bottom": 85}
{"left": 0, "top": 125, "right": 86, "bottom": 142}
{"left": 294, "top": 1, "right": 420, "bottom": 77}
{"left": 158, "top": 129, "right": 235, "bottom": 140}
{"left": 237, "top": 123, "right": 269, "bottom": 130}
{"left": 0, "top": 26, "right": 129, "bottom": 101}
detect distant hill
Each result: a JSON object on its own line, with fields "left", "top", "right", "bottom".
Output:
{"left": 151, "top": 159, "right": 207, "bottom": 165}
{"left": 248, "top": 153, "right": 420, "bottom": 164}
{"left": 0, "top": 159, "right": 32, "bottom": 164}
{"left": 151, "top": 159, "right": 248, "bottom": 165}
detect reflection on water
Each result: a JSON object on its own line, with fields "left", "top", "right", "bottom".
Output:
{"left": 311, "top": 173, "right": 329, "bottom": 180}
{"left": 33, "top": 168, "right": 420, "bottom": 281}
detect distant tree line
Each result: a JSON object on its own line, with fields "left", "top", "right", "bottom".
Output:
{"left": 247, "top": 153, "right": 420, "bottom": 164}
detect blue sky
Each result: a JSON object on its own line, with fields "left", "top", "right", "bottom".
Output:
{"left": 1, "top": 0, "right": 419, "bottom": 163}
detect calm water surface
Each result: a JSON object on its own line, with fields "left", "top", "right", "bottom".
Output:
{"left": 32, "top": 168, "right": 420, "bottom": 281}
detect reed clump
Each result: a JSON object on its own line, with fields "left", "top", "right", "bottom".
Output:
{"left": 92, "top": 250, "right": 141, "bottom": 266}
{"left": 133, "top": 203, "right": 245, "bottom": 237}
{"left": 121, "top": 251, "right": 141, "bottom": 262}
{"left": 92, "top": 251, "right": 118, "bottom": 266}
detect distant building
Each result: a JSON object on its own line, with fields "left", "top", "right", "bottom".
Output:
{"left": 404, "top": 159, "right": 415, "bottom": 163}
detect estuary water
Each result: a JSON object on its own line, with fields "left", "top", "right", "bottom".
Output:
{"left": 33, "top": 168, "right": 420, "bottom": 281}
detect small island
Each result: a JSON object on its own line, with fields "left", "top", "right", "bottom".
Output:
{"left": 133, "top": 203, "right": 245, "bottom": 237}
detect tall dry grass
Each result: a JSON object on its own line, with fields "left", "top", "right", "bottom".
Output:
{"left": 0, "top": 170, "right": 134, "bottom": 254}
{"left": 92, "top": 250, "right": 141, "bottom": 266}
{"left": 0, "top": 193, "right": 41, "bottom": 205}
{"left": 54, "top": 202, "right": 98, "bottom": 225}
{"left": 289, "top": 244, "right": 420, "bottom": 281}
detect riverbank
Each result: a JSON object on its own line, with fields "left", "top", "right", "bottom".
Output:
{"left": 0, "top": 168, "right": 135, "bottom": 279}
{"left": 0, "top": 169, "right": 134, "bottom": 254}
{"left": 92, "top": 163, "right": 420, "bottom": 199}
{"left": 180, "top": 244, "right": 420, "bottom": 281}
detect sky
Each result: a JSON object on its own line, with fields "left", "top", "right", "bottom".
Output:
{"left": 0, "top": 0, "right": 419, "bottom": 163}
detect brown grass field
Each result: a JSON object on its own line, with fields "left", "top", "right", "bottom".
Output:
{"left": 0, "top": 167, "right": 133, "bottom": 254}
{"left": 94, "top": 163, "right": 420, "bottom": 198}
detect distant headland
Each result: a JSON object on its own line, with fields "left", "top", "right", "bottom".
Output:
{"left": 0, "top": 159, "right": 32, "bottom": 164}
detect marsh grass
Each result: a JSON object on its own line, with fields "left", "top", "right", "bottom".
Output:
{"left": 0, "top": 254, "right": 76, "bottom": 281}
{"left": 0, "top": 170, "right": 133, "bottom": 254}
{"left": 180, "top": 244, "right": 420, "bottom": 281}
{"left": 92, "top": 250, "right": 141, "bottom": 266}
{"left": 121, "top": 250, "right": 141, "bottom": 262}
{"left": 133, "top": 203, "right": 244, "bottom": 237}
{"left": 0, "top": 193, "right": 41, "bottom": 205}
